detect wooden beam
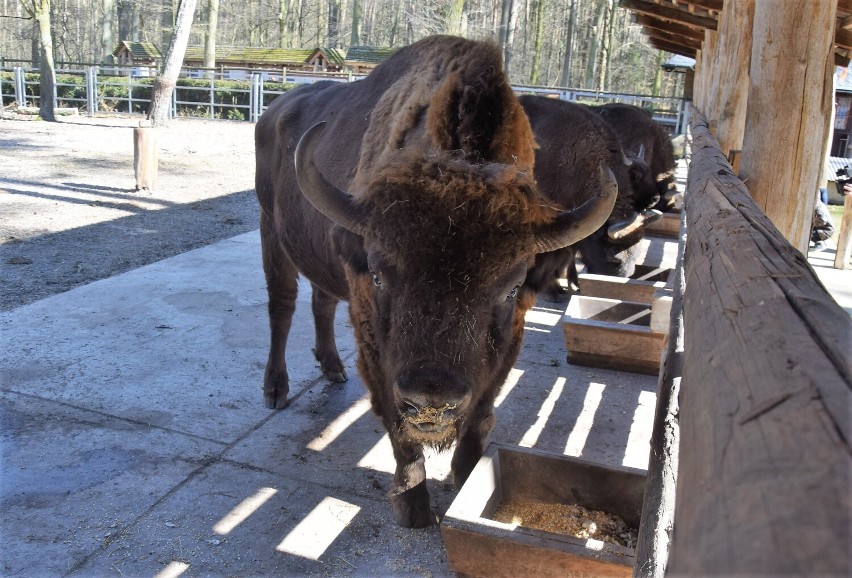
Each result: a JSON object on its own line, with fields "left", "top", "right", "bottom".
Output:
{"left": 840, "top": 15, "right": 852, "bottom": 30}
{"left": 834, "top": 192, "right": 852, "bottom": 269}
{"left": 634, "top": 14, "right": 706, "bottom": 40}
{"left": 648, "top": 38, "right": 698, "bottom": 58}
{"left": 674, "top": 0, "right": 724, "bottom": 13}
{"left": 642, "top": 27, "right": 703, "bottom": 51}
{"left": 668, "top": 110, "right": 852, "bottom": 576}
{"left": 620, "top": 0, "right": 718, "bottom": 30}
{"left": 836, "top": 27, "right": 852, "bottom": 50}
{"left": 838, "top": 0, "right": 852, "bottom": 16}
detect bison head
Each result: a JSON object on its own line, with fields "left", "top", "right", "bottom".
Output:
{"left": 295, "top": 122, "right": 615, "bottom": 446}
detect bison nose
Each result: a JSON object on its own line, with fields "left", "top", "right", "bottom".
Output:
{"left": 394, "top": 367, "right": 471, "bottom": 420}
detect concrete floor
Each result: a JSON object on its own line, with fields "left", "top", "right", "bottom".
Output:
{"left": 1, "top": 230, "right": 671, "bottom": 577}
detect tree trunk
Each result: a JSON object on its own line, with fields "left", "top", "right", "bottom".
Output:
{"left": 739, "top": 0, "right": 836, "bottom": 252}
{"left": 528, "top": 0, "right": 544, "bottom": 84}
{"left": 446, "top": 0, "right": 465, "bottom": 36}
{"left": 100, "top": 0, "right": 114, "bottom": 63}
{"left": 558, "top": 0, "right": 576, "bottom": 87}
{"left": 598, "top": 0, "right": 614, "bottom": 91}
{"left": 160, "top": 0, "right": 175, "bottom": 52}
{"left": 203, "top": 0, "right": 218, "bottom": 74}
{"left": 148, "top": 0, "right": 198, "bottom": 127}
{"left": 350, "top": 0, "right": 361, "bottom": 45}
{"left": 500, "top": 0, "right": 521, "bottom": 78}
{"left": 23, "top": 0, "right": 56, "bottom": 121}
{"left": 584, "top": 0, "right": 605, "bottom": 89}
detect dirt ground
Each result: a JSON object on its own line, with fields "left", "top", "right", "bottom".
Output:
{"left": 0, "top": 111, "right": 260, "bottom": 311}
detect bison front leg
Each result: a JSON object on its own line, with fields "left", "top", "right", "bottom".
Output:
{"left": 260, "top": 215, "right": 298, "bottom": 409}
{"left": 310, "top": 283, "right": 347, "bottom": 383}
{"left": 388, "top": 433, "right": 434, "bottom": 528}
{"left": 450, "top": 408, "right": 495, "bottom": 489}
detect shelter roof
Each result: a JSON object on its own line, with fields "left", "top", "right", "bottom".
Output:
{"left": 113, "top": 40, "right": 162, "bottom": 60}
{"left": 182, "top": 46, "right": 315, "bottom": 65}
{"left": 344, "top": 46, "right": 397, "bottom": 64}
{"left": 620, "top": 0, "right": 852, "bottom": 66}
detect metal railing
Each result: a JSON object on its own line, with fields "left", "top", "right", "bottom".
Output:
{"left": 1, "top": 63, "right": 690, "bottom": 133}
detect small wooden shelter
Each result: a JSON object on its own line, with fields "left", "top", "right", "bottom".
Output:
{"left": 180, "top": 46, "right": 346, "bottom": 73}
{"left": 111, "top": 40, "right": 162, "bottom": 67}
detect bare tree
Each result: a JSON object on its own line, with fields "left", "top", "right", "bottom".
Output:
{"left": 528, "top": 0, "right": 544, "bottom": 84}
{"left": 559, "top": 0, "right": 576, "bottom": 87}
{"left": 148, "top": 0, "right": 198, "bottom": 127}
{"left": 350, "top": 0, "right": 360, "bottom": 45}
{"left": 20, "top": 0, "right": 56, "bottom": 121}
{"left": 203, "top": 0, "right": 218, "bottom": 73}
{"left": 100, "top": 0, "right": 115, "bottom": 62}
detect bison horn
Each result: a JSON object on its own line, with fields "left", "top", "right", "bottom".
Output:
{"left": 535, "top": 163, "right": 618, "bottom": 253}
{"left": 637, "top": 143, "right": 646, "bottom": 162}
{"left": 607, "top": 209, "right": 663, "bottom": 240}
{"left": 622, "top": 150, "right": 633, "bottom": 167}
{"left": 294, "top": 121, "right": 370, "bottom": 236}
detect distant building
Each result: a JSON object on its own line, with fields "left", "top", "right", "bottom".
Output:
{"left": 111, "top": 40, "right": 162, "bottom": 74}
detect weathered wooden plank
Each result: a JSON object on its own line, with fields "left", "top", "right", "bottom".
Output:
{"left": 834, "top": 192, "right": 852, "bottom": 269}
{"left": 666, "top": 112, "right": 852, "bottom": 576}
{"left": 633, "top": 211, "right": 685, "bottom": 578}
{"left": 133, "top": 122, "right": 158, "bottom": 191}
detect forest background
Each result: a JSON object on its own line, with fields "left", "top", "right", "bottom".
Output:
{"left": 1, "top": 0, "right": 686, "bottom": 97}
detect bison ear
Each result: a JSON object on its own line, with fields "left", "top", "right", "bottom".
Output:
{"left": 332, "top": 226, "right": 369, "bottom": 274}
{"left": 295, "top": 122, "right": 371, "bottom": 236}
{"left": 535, "top": 163, "right": 618, "bottom": 253}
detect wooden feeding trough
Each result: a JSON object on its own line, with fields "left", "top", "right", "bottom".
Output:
{"left": 578, "top": 263, "right": 673, "bottom": 304}
{"left": 440, "top": 443, "right": 646, "bottom": 578}
{"left": 562, "top": 295, "right": 668, "bottom": 375}
{"left": 643, "top": 211, "right": 680, "bottom": 238}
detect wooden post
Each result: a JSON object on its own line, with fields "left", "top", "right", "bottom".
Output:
{"left": 133, "top": 120, "right": 158, "bottom": 190}
{"left": 668, "top": 112, "right": 852, "bottom": 576}
{"left": 738, "top": 0, "right": 836, "bottom": 253}
{"left": 834, "top": 192, "right": 852, "bottom": 269}
{"left": 713, "top": 0, "right": 754, "bottom": 157}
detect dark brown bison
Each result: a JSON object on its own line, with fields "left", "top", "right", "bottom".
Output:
{"left": 254, "top": 36, "right": 616, "bottom": 527}
{"left": 592, "top": 102, "right": 678, "bottom": 211}
{"left": 518, "top": 95, "right": 660, "bottom": 300}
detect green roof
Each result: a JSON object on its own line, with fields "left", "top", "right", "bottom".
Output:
{"left": 114, "top": 40, "right": 162, "bottom": 60}
{"left": 319, "top": 48, "right": 347, "bottom": 67}
{"left": 345, "top": 46, "right": 397, "bottom": 64}
{"left": 183, "top": 46, "right": 315, "bottom": 65}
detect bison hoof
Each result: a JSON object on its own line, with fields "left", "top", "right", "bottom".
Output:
{"left": 323, "top": 367, "right": 347, "bottom": 383}
{"left": 263, "top": 369, "right": 290, "bottom": 410}
{"left": 390, "top": 482, "right": 435, "bottom": 528}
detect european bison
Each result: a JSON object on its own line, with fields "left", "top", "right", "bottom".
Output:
{"left": 254, "top": 35, "right": 616, "bottom": 527}
{"left": 518, "top": 95, "right": 660, "bottom": 299}
{"left": 593, "top": 102, "right": 678, "bottom": 211}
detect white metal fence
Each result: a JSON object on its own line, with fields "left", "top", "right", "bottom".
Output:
{"left": 1, "top": 64, "right": 689, "bottom": 133}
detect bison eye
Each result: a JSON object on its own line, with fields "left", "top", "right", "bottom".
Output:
{"left": 372, "top": 272, "right": 382, "bottom": 287}
{"left": 507, "top": 285, "right": 519, "bottom": 300}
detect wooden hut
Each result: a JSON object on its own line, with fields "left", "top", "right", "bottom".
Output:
{"left": 111, "top": 41, "right": 162, "bottom": 69}
{"left": 613, "top": 1, "right": 852, "bottom": 576}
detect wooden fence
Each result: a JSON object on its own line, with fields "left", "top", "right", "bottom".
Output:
{"left": 643, "top": 111, "right": 852, "bottom": 575}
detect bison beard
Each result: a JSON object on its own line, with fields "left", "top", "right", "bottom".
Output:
{"left": 254, "top": 36, "right": 616, "bottom": 528}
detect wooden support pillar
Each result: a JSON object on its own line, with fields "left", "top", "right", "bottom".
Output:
{"left": 713, "top": 0, "right": 755, "bottom": 157}
{"left": 739, "top": 0, "right": 836, "bottom": 253}
{"left": 835, "top": 192, "right": 852, "bottom": 269}
{"left": 134, "top": 120, "right": 158, "bottom": 191}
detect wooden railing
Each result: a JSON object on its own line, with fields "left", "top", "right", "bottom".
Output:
{"left": 647, "top": 111, "right": 852, "bottom": 575}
